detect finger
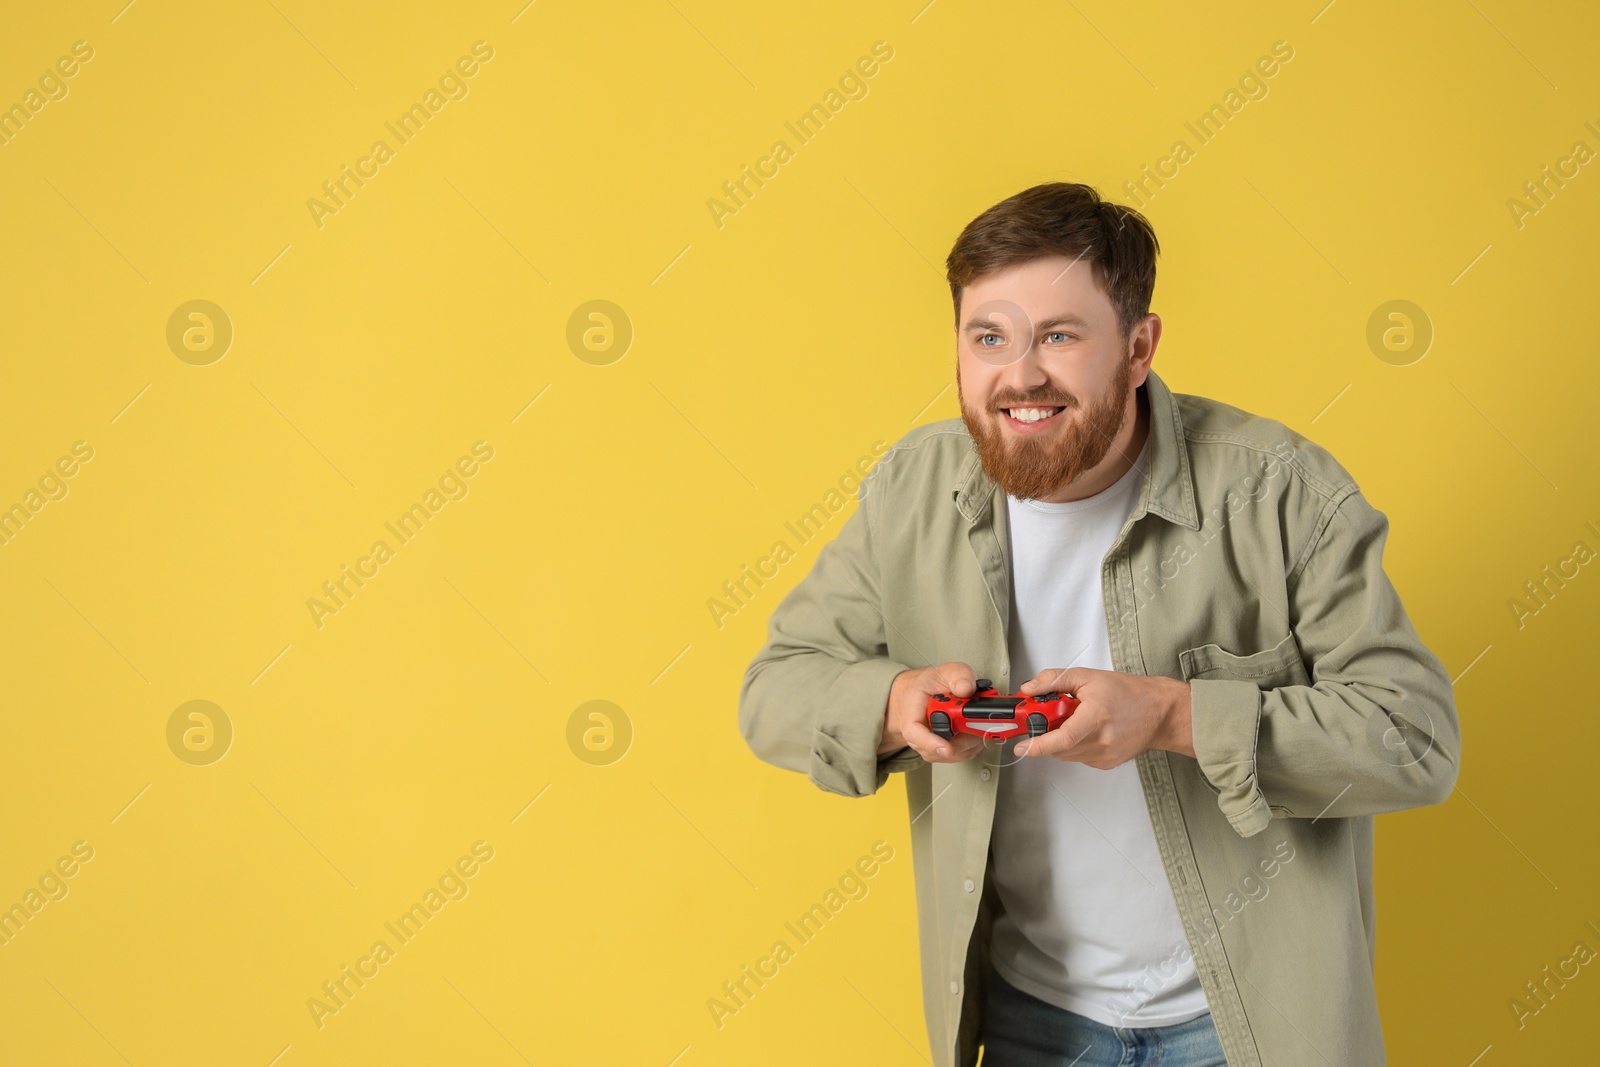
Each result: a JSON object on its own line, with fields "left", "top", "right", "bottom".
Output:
{"left": 948, "top": 734, "right": 985, "bottom": 762}
{"left": 934, "top": 662, "right": 978, "bottom": 698}
{"left": 1019, "top": 666, "right": 1081, "bottom": 695}
{"left": 902, "top": 717, "right": 957, "bottom": 759}
{"left": 1016, "top": 713, "right": 1085, "bottom": 759}
{"left": 905, "top": 719, "right": 985, "bottom": 763}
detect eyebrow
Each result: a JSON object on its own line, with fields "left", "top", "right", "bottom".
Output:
{"left": 963, "top": 314, "right": 1091, "bottom": 332}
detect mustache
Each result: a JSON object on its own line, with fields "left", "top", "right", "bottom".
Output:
{"left": 990, "top": 394, "right": 1076, "bottom": 411}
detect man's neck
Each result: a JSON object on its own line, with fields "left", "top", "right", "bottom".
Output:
{"left": 1035, "top": 385, "right": 1150, "bottom": 504}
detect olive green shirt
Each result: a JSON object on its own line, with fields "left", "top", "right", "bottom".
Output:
{"left": 738, "top": 368, "right": 1460, "bottom": 1066}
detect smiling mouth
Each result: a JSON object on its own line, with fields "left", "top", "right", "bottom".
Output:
{"left": 1000, "top": 405, "right": 1065, "bottom": 426}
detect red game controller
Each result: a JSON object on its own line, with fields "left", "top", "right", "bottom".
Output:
{"left": 927, "top": 678, "right": 1080, "bottom": 742}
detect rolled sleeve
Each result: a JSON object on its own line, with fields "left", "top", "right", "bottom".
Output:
{"left": 1188, "top": 678, "right": 1273, "bottom": 837}
{"left": 740, "top": 471, "right": 924, "bottom": 799}
{"left": 1188, "top": 487, "right": 1461, "bottom": 835}
{"left": 812, "top": 657, "right": 918, "bottom": 796}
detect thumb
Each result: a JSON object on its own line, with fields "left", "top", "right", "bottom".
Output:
{"left": 932, "top": 662, "right": 977, "bottom": 697}
{"left": 1019, "top": 666, "right": 1090, "bottom": 697}
{"left": 1016, "top": 708, "right": 1084, "bottom": 758}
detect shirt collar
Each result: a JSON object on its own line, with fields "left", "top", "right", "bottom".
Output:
{"left": 952, "top": 367, "right": 1201, "bottom": 531}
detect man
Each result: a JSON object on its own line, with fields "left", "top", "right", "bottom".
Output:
{"left": 738, "top": 182, "right": 1460, "bottom": 1066}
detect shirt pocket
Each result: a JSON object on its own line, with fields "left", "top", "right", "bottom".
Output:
{"left": 1177, "top": 630, "right": 1312, "bottom": 689}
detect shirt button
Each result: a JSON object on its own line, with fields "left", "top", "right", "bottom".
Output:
{"left": 980, "top": 767, "right": 991, "bottom": 781}
{"left": 964, "top": 879, "right": 975, "bottom": 892}
{"left": 950, "top": 981, "right": 960, "bottom": 995}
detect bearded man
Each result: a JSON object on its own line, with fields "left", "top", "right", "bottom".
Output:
{"left": 739, "top": 182, "right": 1460, "bottom": 1067}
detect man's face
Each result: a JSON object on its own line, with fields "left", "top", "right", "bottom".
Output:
{"left": 955, "top": 254, "right": 1147, "bottom": 501}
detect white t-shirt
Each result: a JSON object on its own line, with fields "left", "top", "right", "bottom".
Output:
{"left": 988, "top": 434, "right": 1210, "bottom": 1027}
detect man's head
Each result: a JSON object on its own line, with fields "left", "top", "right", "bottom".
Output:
{"left": 946, "top": 182, "right": 1162, "bottom": 501}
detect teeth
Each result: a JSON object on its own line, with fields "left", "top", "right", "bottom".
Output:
{"left": 1007, "top": 407, "right": 1061, "bottom": 423}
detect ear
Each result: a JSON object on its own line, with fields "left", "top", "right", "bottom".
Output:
{"left": 1130, "top": 313, "right": 1161, "bottom": 382}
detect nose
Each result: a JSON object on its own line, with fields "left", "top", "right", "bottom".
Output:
{"left": 999, "top": 342, "right": 1049, "bottom": 396}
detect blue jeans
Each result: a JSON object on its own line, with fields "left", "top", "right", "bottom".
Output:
{"left": 980, "top": 968, "right": 1229, "bottom": 1067}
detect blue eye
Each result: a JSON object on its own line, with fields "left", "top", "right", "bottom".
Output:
{"left": 977, "top": 333, "right": 1005, "bottom": 347}
{"left": 1045, "top": 331, "right": 1073, "bottom": 343}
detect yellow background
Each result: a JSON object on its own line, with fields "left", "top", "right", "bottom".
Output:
{"left": 1, "top": 0, "right": 1596, "bottom": 1063}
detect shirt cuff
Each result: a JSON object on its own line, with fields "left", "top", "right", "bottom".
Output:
{"left": 810, "top": 657, "right": 914, "bottom": 798}
{"left": 878, "top": 746, "right": 925, "bottom": 779}
{"left": 1188, "top": 678, "right": 1273, "bottom": 838}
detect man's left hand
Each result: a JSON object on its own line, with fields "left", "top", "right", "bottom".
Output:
{"left": 1013, "top": 667, "right": 1195, "bottom": 766}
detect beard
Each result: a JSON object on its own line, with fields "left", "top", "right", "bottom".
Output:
{"left": 958, "top": 355, "right": 1134, "bottom": 501}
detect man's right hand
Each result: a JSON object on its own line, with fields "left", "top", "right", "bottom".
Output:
{"left": 877, "top": 662, "right": 986, "bottom": 763}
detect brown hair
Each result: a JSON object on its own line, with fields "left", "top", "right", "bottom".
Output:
{"left": 945, "top": 182, "right": 1160, "bottom": 339}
